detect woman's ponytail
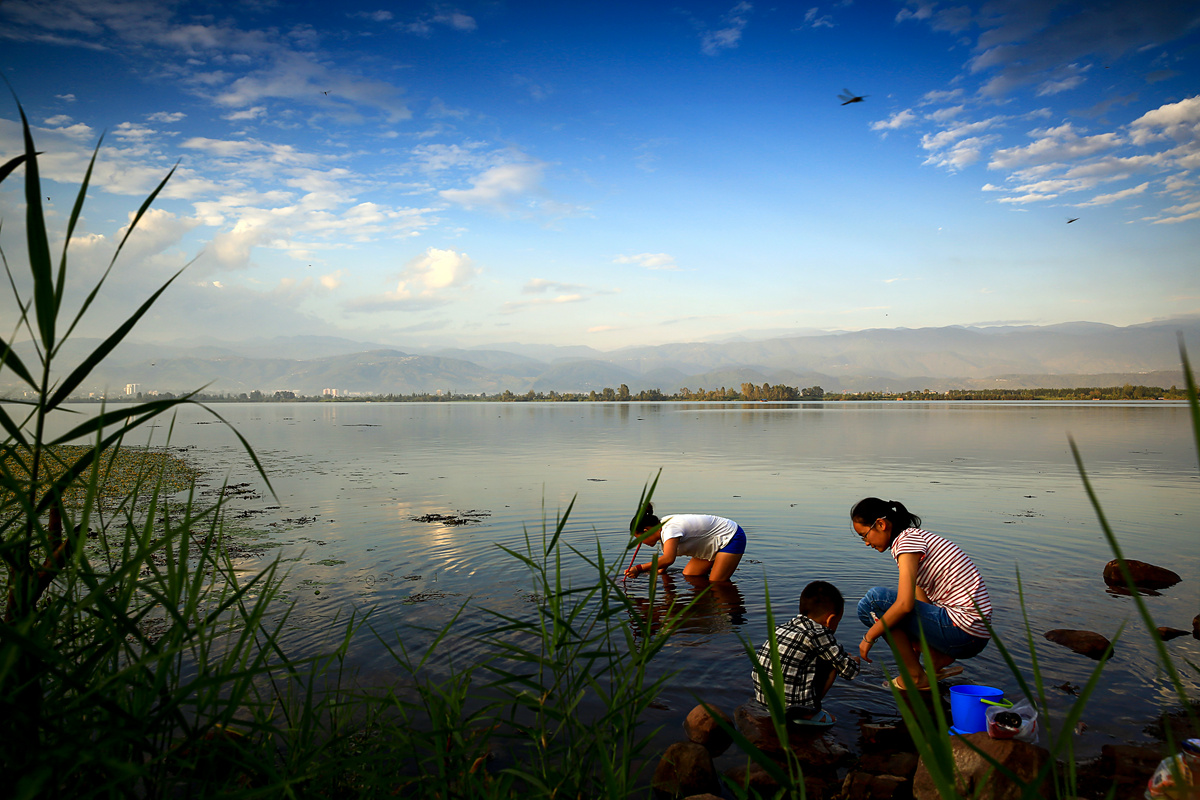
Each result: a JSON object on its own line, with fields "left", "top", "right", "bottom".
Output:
{"left": 850, "top": 497, "right": 921, "bottom": 533}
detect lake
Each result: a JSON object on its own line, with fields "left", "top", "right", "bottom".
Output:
{"left": 42, "top": 400, "right": 1200, "bottom": 756}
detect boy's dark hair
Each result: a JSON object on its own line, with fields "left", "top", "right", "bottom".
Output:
{"left": 798, "top": 580, "right": 844, "bottom": 620}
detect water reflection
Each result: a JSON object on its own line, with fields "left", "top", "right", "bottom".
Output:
{"left": 627, "top": 572, "right": 748, "bottom": 640}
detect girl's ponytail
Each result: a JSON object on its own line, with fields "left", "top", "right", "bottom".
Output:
{"left": 850, "top": 497, "right": 921, "bottom": 533}
{"left": 630, "top": 501, "right": 660, "bottom": 534}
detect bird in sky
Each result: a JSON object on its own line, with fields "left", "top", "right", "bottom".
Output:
{"left": 1067, "top": 217, "right": 1080, "bottom": 223}
{"left": 839, "top": 89, "right": 867, "bottom": 105}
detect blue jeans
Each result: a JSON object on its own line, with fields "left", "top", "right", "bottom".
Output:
{"left": 856, "top": 586, "right": 988, "bottom": 660}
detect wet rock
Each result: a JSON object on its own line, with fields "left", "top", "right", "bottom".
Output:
{"left": 858, "top": 750, "right": 920, "bottom": 777}
{"left": 840, "top": 771, "right": 911, "bottom": 800}
{"left": 723, "top": 762, "right": 834, "bottom": 800}
{"left": 684, "top": 704, "right": 732, "bottom": 756}
{"left": 859, "top": 719, "right": 914, "bottom": 752}
{"left": 1103, "top": 559, "right": 1181, "bottom": 591}
{"left": 1100, "top": 743, "right": 1163, "bottom": 783}
{"left": 652, "top": 742, "right": 719, "bottom": 799}
{"left": 913, "top": 732, "right": 1050, "bottom": 800}
{"left": 1043, "top": 629, "right": 1112, "bottom": 659}
{"left": 1158, "top": 627, "right": 1190, "bottom": 641}
{"left": 1193, "top": 614, "right": 1200, "bottom": 639}
{"left": 733, "top": 701, "right": 851, "bottom": 766}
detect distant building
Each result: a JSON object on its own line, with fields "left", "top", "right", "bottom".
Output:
{"left": 125, "top": 383, "right": 140, "bottom": 396}
{"left": 322, "top": 388, "right": 344, "bottom": 397}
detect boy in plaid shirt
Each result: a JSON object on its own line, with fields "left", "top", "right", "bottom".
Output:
{"left": 753, "top": 580, "right": 860, "bottom": 722}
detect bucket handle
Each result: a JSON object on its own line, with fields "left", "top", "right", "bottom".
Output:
{"left": 981, "top": 698, "right": 1014, "bottom": 708}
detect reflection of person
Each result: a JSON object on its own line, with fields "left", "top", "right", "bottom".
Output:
{"left": 852, "top": 497, "right": 991, "bottom": 690}
{"left": 624, "top": 503, "right": 745, "bottom": 582}
{"left": 753, "top": 581, "right": 859, "bottom": 720}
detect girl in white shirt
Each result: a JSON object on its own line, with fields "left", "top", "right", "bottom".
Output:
{"left": 624, "top": 502, "right": 746, "bottom": 582}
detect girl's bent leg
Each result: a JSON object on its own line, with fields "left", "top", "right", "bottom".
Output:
{"left": 708, "top": 552, "right": 742, "bottom": 582}
{"left": 856, "top": 586, "right": 897, "bottom": 629}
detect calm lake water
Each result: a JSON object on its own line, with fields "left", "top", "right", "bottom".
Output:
{"left": 44, "top": 400, "right": 1200, "bottom": 756}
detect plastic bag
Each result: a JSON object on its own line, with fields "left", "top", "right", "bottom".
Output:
{"left": 1146, "top": 740, "right": 1200, "bottom": 800}
{"left": 985, "top": 698, "right": 1038, "bottom": 743}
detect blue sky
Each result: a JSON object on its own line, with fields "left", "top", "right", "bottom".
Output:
{"left": 1, "top": 0, "right": 1198, "bottom": 350}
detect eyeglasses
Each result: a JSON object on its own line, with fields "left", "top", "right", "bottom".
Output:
{"left": 855, "top": 519, "right": 880, "bottom": 539}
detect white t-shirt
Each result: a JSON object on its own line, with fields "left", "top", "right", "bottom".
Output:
{"left": 657, "top": 514, "right": 740, "bottom": 561}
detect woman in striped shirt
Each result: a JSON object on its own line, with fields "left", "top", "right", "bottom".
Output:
{"left": 851, "top": 497, "right": 991, "bottom": 690}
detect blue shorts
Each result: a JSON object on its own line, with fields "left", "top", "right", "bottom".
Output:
{"left": 718, "top": 527, "right": 747, "bottom": 555}
{"left": 856, "top": 586, "right": 988, "bottom": 660}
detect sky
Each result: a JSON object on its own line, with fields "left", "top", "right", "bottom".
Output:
{"left": 1, "top": 0, "right": 1198, "bottom": 352}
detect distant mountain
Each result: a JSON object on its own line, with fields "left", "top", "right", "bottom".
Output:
{"left": 2, "top": 318, "right": 1195, "bottom": 397}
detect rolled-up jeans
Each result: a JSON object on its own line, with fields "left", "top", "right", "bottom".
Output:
{"left": 857, "top": 586, "right": 989, "bottom": 660}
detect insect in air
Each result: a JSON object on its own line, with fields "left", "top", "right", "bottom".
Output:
{"left": 839, "top": 89, "right": 867, "bottom": 105}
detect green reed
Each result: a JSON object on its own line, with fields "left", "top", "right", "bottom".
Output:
{"left": 5, "top": 92, "right": 1198, "bottom": 799}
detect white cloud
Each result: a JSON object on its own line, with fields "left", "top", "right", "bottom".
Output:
{"left": 223, "top": 106, "right": 266, "bottom": 121}
{"left": 347, "top": 247, "right": 477, "bottom": 311}
{"left": 923, "top": 135, "right": 999, "bottom": 171}
{"left": 1128, "top": 95, "right": 1200, "bottom": 146}
{"left": 871, "top": 109, "right": 918, "bottom": 132}
{"left": 988, "top": 123, "right": 1122, "bottom": 170}
{"left": 700, "top": 2, "right": 752, "bottom": 56}
{"left": 524, "top": 278, "right": 585, "bottom": 294}
{"left": 397, "top": 247, "right": 476, "bottom": 294}
{"left": 147, "top": 111, "right": 186, "bottom": 123}
{"left": 997, "top": 193, "right": 1057, "bottom": 204}
{"left": 1036, "top": 74, "right": 1085, "bottom": 96}
{"left": 1078, "top": 181, "right": 1150, "bottom": 206}
{"left": 439, "top": 162, "right": 546, "bottom": 214}
{"left": 213, "top": 50, "right": 411, "bottom": 123}
{"left": 614, "top": 253, "right": 678, "bottom": 270}
{"left": 802, "top": 8, "right": 834, "bottom": 28}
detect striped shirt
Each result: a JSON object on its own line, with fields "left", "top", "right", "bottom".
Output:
{"left": 891, "top": 527, "right": 992, "bottom": 638}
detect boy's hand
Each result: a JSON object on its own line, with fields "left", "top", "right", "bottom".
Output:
{"left": 624, "top": 564, "right": 641, "bottom": 578}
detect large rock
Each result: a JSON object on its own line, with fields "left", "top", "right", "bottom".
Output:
{"left": 840, "top": 771, "right": 911, "bottom": 800}
{"left": 1158, "top": 627, "right": 1190, "bottom": 641}
{"left": 684, "top": 703, "right": 732, "bottom": 756}
{"left": 859, "top": 719, "right": 914, "bottom": 752}
{"left": 1103, "top": 559, "right": 1181, "bottom": 590}
{"left": 733, "top": 702, "right": 852, "bottom": 767}
{"left": 652, "top": 741, "right": 719, "bottom": 799}
{"left": 724, "top": 762, "right": 835, "bottom": 800}
{"left": 1043, "top": 629, "right": 1112, "bottom": 659}
{"left": 913, "top": 732, "right": 1050, "bottom": 800}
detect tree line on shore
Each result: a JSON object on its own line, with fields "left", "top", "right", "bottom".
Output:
{"left": 61, "top": 381, "right": 1188, "bottom": 404}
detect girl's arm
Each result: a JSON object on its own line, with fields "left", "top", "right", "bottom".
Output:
{"left": 626, "top": 537, "right": 679, "bottom": 577}
{"left": 859, "top": 552, "right": 921, "bottom": 660}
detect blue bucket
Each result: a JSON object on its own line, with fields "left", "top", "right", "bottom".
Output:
{"left": 949, "top": 685, "right": 1005, "bottom": 734}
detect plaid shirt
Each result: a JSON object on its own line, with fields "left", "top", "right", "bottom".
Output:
{"left": 753, "top": 615, "right": 860, "bottom": 708}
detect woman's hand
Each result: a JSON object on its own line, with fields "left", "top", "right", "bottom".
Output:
{"left": 859, "top": 635, "right": 874, "bottom": 663}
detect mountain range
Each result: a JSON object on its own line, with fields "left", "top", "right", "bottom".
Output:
{"left": 3, "top": 318, "right": 1197, "bottom": 398}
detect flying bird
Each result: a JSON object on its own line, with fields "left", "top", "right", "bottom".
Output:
{"left": 1067, "top": 217, "right": 1080, "bottom": 223}
{"left": 839, "top": 89, "right": 867, "bottom": 105}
